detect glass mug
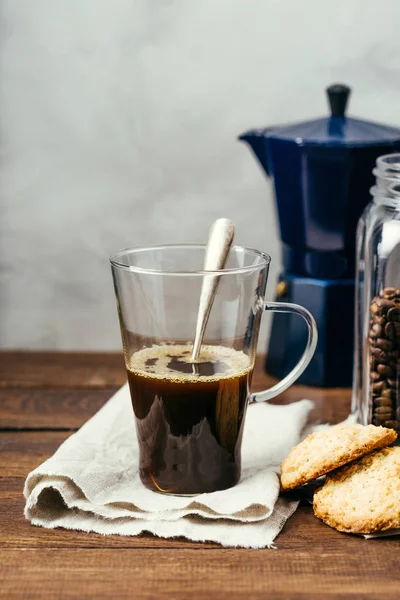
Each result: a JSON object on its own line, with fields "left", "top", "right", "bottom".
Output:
{"left": 110, "top": 245, "right": 317, "bottom": 495}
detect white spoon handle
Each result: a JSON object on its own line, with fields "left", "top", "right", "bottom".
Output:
{"left": 191, "top": 218, "right": 235, "bottom": 362}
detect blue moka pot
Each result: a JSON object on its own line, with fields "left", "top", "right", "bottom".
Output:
{"left": 239, "top": 84, "right": 400, "bottom": 386}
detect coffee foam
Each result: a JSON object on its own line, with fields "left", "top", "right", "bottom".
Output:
{"left": 128, "top": 343, "right": 251, "bottom": 382}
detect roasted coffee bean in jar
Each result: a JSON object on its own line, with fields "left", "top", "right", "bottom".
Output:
{"left": 369, "top": 288, "right": 400, "bottom": 433}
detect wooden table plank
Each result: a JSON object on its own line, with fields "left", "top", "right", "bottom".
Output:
{"left": 1, "top": 546, "right": 399, "bottom": 600}
{"left": 0, "top": 352, "right": 126, "bottom": 389}
{"left": 0, "top": 431, "right": 72, "bottom": 476}
{"left": 0, "top": 389, "right": 119, "bottom": 430}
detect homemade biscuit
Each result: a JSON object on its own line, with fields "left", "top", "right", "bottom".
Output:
{"left": 313, "top": 446, "right": 400, "bottom": 534}
{"left": 280, "top": 424, "right": 397, "bottom": 491}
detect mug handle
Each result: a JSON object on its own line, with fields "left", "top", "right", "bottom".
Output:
{"left": 250, "top": 301, "right": 318, "bottom": 402}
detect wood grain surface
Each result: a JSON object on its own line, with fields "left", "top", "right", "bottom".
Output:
{"left": 0, "top": 351, "right": 398, "bottom": 599}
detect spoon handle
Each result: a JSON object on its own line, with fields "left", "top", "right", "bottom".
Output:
{"left": 191, "top": 218, "right": 235, "bottom": 362}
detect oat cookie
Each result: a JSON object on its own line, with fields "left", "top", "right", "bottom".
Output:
{"left": 280, "top": 424, "right": 397, "bottom": 491}
{"left": 313, "top": 446, "right": 400, "bottom": 534}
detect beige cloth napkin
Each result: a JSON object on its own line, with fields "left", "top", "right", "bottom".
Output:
{"left": 24, "top": 384, "right": 313, "bottom": 548}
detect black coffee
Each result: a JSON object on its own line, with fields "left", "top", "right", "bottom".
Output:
{"left": 127, "top": 344, "right": 252, "bottom": 495}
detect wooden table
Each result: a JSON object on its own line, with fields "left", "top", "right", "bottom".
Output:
{"left": 1, "top": 352, "right": 399, "bottom": 599}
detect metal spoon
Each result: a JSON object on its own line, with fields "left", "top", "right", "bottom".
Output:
{"left": 191, "top": 218, "right": 235, "bottom": 362}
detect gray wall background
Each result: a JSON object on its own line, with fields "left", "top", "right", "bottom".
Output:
{"left": 1, "top": 0, "right": 399, "bottom": 350}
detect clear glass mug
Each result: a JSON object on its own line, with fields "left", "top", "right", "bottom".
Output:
{"left": 110, "top": 245, "right": 318, "bottom": 495}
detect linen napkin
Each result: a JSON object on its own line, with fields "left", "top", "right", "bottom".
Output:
{"left": 24, "top": 384, "right": 313, "bottom": 548}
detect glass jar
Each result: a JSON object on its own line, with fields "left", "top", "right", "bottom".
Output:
{"left": 352, "top": 154, "right": 400, "bottom": 438}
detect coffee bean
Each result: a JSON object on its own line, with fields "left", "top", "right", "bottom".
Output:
{"left": 387, "top": 378, "right": 398, "bottom": 388}
{"left": 374, "top": 402, "right": 393, "bottom": 411}
{"left": 388, "top": 307, "right": 400, "bottom": 322}
{"left": 374, "top": 415, "right": 394, "bottom": 427}
{"left": 382, "top": 420, "right": 399, "bottom": 429}
{"left": 377, "top": 364, "right": 395, "bottom": 377}
{"left": 385, "top": 322, "right": 395, "bottom": 339}
{"left": 374, "top": 406, "right": 394, "bottom": 416}
{"left": 373, "top": 315, "right": 387, "bottom": 325}
{"left": 372, "top": 381, "right": 385, "bottom": 393}
{"left": 370, "top": 304, "right": 380, "bottom": 316}
{"left": 370, "top": 300, "right": 379, "bottom": 314}
{"left": 370, "top": 323, "right": 382, "bottom": 338}
{"left": 370, "top": 371, "right": 382, "bottom": 382}
{"left": 374, "top": 397, "right": 393, "bottom": 407}
{"left": 378, "top": 299, "right": 395, "bottom": 313}
{"left": 383, "top": 287, "right": 397, "bottom": 299}
{"left": 373, "top": 414, "right": 390, "bottom": 424}
{"left": 382, "top": 388, "right": 394, "bottom": 399}
{"left": 375, "top": 338, "right": 393, "bottom": 351}
{"left": 372, "top": 348, "right": 389, "bottom": 363}
{"left": 373, "top": 418, "right": 389, "bottom": 427}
